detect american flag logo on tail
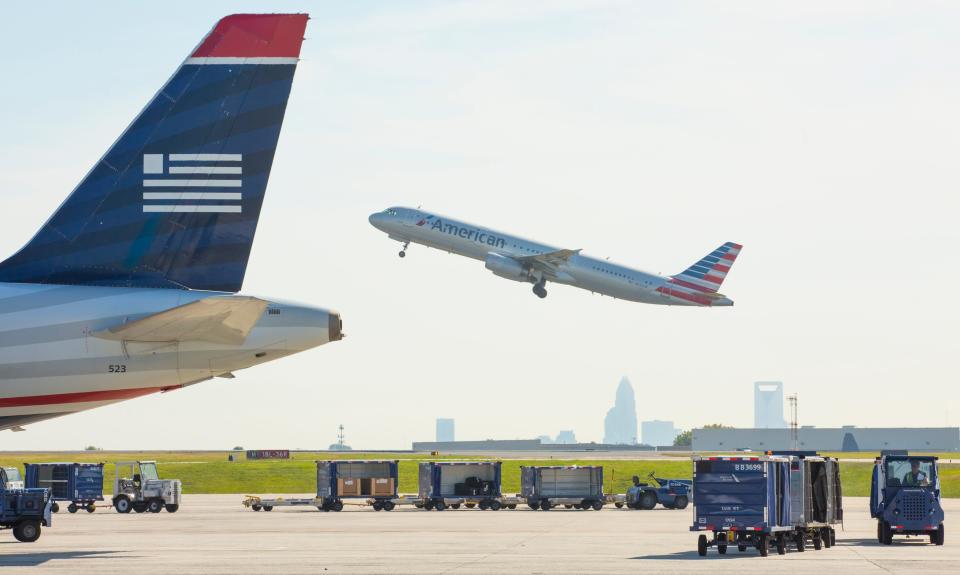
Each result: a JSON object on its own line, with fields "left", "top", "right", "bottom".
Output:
{"left": 142, "top": 154, "right": 243, "bottom": 213}
{"left": 656, "top": 242, "right": 742, "bottom": 306}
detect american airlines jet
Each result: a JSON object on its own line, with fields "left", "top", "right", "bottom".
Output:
{"left": 370, "top": 207, "right": 741, "bottom": 305}
{"left": 0, "top": 14, "right": 343, "bottom": 432}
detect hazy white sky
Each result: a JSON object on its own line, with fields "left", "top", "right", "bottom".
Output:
{"left": 1, "top": 1, "right": 958, "bottom": 450}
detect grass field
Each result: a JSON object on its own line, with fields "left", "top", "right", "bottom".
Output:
{"left": 2, "top": 451, "right": 958, "bottom": 498}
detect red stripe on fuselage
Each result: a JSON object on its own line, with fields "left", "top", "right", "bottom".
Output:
{"left": 0, "top": 387, "right": 166, "bottom": 408}
{"left": 658, "top": 286, "right": 712, "bottom": 306}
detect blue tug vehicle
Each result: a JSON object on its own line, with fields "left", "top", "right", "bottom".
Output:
{"left": 871, "top": 451, "right": 944, "bottom": 545}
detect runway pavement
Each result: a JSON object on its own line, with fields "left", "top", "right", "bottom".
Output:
{"left": 0, "top": 496, "right": 954, "bottom": 574}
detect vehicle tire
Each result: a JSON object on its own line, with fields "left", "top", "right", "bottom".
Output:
{"left": 830, "top": 529, "right": 836, "bottom": 547}
{"left": 423, "top": 501, "right": 434, "bottom": 511}
{"left": 478, "top": 500, "right": 490, "bottom": 511}
{"left": 640, "top": 492, "right": 657, "bottom": 510}
{"left": 263, "top": 506, "right": 273, "bottom": 512}
{"left": 822, "top": 529, "right": 831, "bottom": 548}
{"left": 718, "top": 544, "right": 727, "bottom": 555}
{"left": 383, "top": 501, "right": 395, "bottom": 511}
{"left": 114, "top": 496, "right": 132, "bottom": 514}
{"left": 758, "top": 535, "right": 768, "bottom": 557}
{"left": 881, "top": 521, "right": 893, "bottom": 545}
{"left": 465, "top": 503, "right": 476, "bottom": 509}
{"left": 165, "top": 504, "right": 179, "bottom": 513}
{"left": 738, "top": 544, "right": 746, "bottom": 552}
{"left": 697, "top": 534, "right": 708, "bottom": 557}
{"left": 332, "top": 501, "right": 344, "bottom": 512}
{"left": 86, "top": 503, "right": 96, "bottom": 513}
{"left": 51, "top": 502, "right": 60, "bottom": 513}
{"left": 540, "top": 500, "right": 551, "bottom": 511}
{"left": 877, "top": 521, "right": 883, "bottom": 544}
{"left": 934, "top": 524, "right": 945, "bottom": 546}
{"left": 490, "top": 500, "right": 502, "bottom": 511}
{"left": 148, "top": 499, "right": 163, "bottom": 513}
{"left": 372, "top": 501, "right": 383, "bottom": 511}
{"left": 68, "top": 503, "right": 78, "bottom": 513}
{"left": 615, "top": 502, "right": 624, "bottom": 508}
{"left": 434, "top": 501, "right": 446, "bottom": 511}
{"left": 134, "top": 502, "right": 147, "bottom": 513}
{"left": 674, "top": 495, "right": 689, "bottom": 510}
{"left": 13, "top": 520, "right": 41, "bottom": 543}
{"left": 796, "top": 533, "right": 805, "bottom": 552}
{"left": 528, "top": 502, "right": 539, "bottom": 510}
{"left": 776, "top": 534, "right": 786, "bottom": 555}
{"left": 565, "top": 504, "right": 574, "bottom": 509}
{"left": 592, "top": 500, "right": 604, "bottom": 511}
{"left": 252, "top": 504, "right": 262, "bottom": 512}
{"left": 813, "top": 534, "right": 822, "bottom": 550}
{"left": 451, "top": 503, "right": 461, "bottom": 510}
{"left": 508, "top": 504, "right": 517, "bottom": 509}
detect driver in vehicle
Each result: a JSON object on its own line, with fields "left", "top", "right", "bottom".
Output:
{"left": 902, "top": 460, "right": 929, "bottom": 486}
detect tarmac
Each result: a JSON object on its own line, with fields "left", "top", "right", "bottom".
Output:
{"left": 0, "top": 496, "right": 954, "bottom": 574}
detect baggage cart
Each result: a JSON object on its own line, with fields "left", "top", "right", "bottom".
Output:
{"left": 317, "top": 460, "right": 400, "bottom": 511}
{"left": 418, "top": 462, "right": 503, "bottom": 510}
{"left": 24, "top": 462, "right": 104, "bottom": 514}
{"left": 521, "top": 465, "right": 605, "bottom": 510}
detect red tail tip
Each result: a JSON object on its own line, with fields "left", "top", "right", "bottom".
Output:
{"left": 192, "top": 14, "right": 309, "bottom": 58}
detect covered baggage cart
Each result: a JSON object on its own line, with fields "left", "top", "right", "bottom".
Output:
{"left": 418, "top": 462, "right": 503, "bottom": 510}
{"left": 690, "top": 456, "right": 796, "bottom": 557}
{"left": 521, "top": 465, "right": 605, "bottom": 510}
{"left": 775, "top": 452, "right": 842, "bottom": 550}
{"left": 317, "top": 460, "right": 399, "bottom": 511}
{"left": 24, "top": 462, "right": 104, "bottom": 514}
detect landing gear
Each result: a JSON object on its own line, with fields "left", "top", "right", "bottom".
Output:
{"left": 398, "top": 242, "right": 409, "bottom": 258}
{"left": 532, "top": 280, "right": 547, "bottom": 299}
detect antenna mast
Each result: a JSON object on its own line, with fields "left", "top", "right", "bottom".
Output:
{"left": 787, "top": 394, "right": 798, "bottom": 450}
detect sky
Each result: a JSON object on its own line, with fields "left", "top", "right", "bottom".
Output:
{"left": 1, "top": 1, "right": 958, "bottom": 450}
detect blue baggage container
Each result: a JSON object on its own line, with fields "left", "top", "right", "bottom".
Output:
{"left": 316, "top": 460, "right": 399, "bottom": 511}
{"left": 418, "top": 461, "right": 502, "bottom": 510}
{"left": 521, "top": 465, "right": 605, "bottom": 510}
{"left": 691, "top": 456, "right": 795, "bottom": 557}
{"left": 24, "top": 463, "right": 104, "bottom": 513}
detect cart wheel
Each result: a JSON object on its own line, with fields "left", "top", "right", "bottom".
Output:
{"left": 737, "top": 544, "right": 746, "bottom": 552}
{"left": 795, "top": 533, "right": 805, "bottom": 552}
{"left": 86, "top": 503, "right": 96, "bottom": 513}
{"left": 674, "top": 495, "right": 689, "bottom": 510}
{"left": 13, "top": 520, "right": 41, "bottom": 543}
{"left": 776, "top": 535, "right": 786, "bottom": 555}
{"left": 528, "top": 502, "right": 539, "bottom": 510}
{"left": 372, "top": 501, "right": 383, "bottom": 511}
{"left": 934, "top": 524, "right": 945, "bottom": 546}
{"left": 148, "top": 499, "right": 163, "bottom": 513}
{"left": 383, "top": 501, "right": 395, "bottom": 511}
{"left": 813, "top": 534, "right": 822, "bottom": 550}
{"left": 51, "top": 502, "right": 60, "bottom": 514}
{"left": 640, "top": 492, "right": 657, "bottom": 510}
{"left": 332, "top": 501, "right": 343, "bottom": 512}
{"left": 697, "top": 534, "right": 708, "bottom": 557}
{"left": 434, "top": 501, "right": 446, "bottom": 511}
{"left": 758, "top": 535, "right": 769, "bottom": 557}
{"left": 877, "top": 521, "right": 883, "bottom": 544}
{"left": 822, "top": 530, "right": 831, "bottom": 548}
{"left": 615, "top": 502, "right": 624, "bottom": 508}
{"left": 423, "top": 501, "right": 434, "bottom": 511}
{"left": 451, "top": 503, "right": 461, "bottom": 509}
{"left": 490, "top": 500, "right": 502, "bottom": 511}
{"left": 67, "top": 503, "right": 78, "bottom": 513}
{"left": 133, "top": 502, "right": 147, "bottom": 513}
{"left": 464, "top": 503, "right": 476, "bottom": 509}
{"left": 830, "top": 529, "right": 836, "bottom": 547}
{"left": 592, "top": 500, "right": 604, "bottom": 511}
{"left": 252, "top": 504, "right": 262, "bottom": 511}
{"left": 540, "top": 500, "right": 551, "bottom": 511}
{"left": 508, "top": 504, "right": 516, "bottom": 509}
{"left": 718, "top": 543, "right": 727, "bottom": 555}
{"left": 263, "top": 506, "right": 273, "bottom": 512}
{"left": 565, "top": 504, "right": 574, "bottom": 509}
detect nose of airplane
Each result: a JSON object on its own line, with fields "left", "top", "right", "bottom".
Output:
{"left": 368, "top": 212, "right": 387, "bottom": 231}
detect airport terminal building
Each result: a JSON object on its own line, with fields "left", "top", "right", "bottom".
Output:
{"left": 692, "top": 426, "right": 960, "bottom": 452}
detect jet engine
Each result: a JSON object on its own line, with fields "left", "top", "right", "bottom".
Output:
{"left": 484, "top": 253, "right": 532, "bottom": 282}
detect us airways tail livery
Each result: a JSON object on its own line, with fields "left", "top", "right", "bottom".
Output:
{"left": 0, "top": 14, "right": 343, "bottom": 432}
{"left": 370, "top": 207, "right": 741, "bottom": 306}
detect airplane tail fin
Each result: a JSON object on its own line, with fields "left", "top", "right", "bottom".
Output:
{"left": 0, "top": 14, "right": 309, "bottom": 293}
{"left": 670, "top": 242, "right": 742, "bottom": 293}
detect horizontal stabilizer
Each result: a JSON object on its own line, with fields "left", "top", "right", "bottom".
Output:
{"left": 94, "top": 296, "right": 268, "bottom": 345}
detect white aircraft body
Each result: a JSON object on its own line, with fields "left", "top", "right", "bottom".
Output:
{"left": 370, "top": 207, "right": 741, "bottom": 305}
{"left": 0, "top": 14, "right": 343, "bottom": 432}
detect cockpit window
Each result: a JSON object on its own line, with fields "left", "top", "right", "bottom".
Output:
{"left": 384, "top": 208, "right": 399, "bottom": 216}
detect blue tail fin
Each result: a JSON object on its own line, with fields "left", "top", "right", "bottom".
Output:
{"left": 0, "top": 14, "right": 309, "bottom": 292}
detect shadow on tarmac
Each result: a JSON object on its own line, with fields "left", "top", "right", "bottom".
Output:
{"left": 0, "top": 549, "right": 126, "bottom": 566}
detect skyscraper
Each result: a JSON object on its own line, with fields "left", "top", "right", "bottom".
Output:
{"left": 604, "top": 377, "right": 638, "bottom": 444}
{"left": 436, "top": 418, "right": 455, "bottom": 442}
{"left": 641, "top": 420, "right": 679, "bottom": 447}
{"left": 754, "top": 381, "right": 787, "bottom": 428}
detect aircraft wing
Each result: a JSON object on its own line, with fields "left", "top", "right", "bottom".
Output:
{"left": 93, "top": 296, "right": 268, "bottom": 345}
{"left": 517, "top": 248, "right": 581, "bottom": 277}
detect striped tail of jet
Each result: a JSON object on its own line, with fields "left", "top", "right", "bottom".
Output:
{"left": 658, "top": 242, "right": 742, "bottom": 306}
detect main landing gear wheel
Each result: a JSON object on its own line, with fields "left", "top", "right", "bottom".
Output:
{"left": 532, "top": 282, "right": 547, "bottom": 299}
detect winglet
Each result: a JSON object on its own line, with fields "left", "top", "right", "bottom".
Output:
{"left": 191, "top": 14, "right": 309, "bottom": 59}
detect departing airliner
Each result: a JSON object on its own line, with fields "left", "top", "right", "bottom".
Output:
{"left": 0, "top": 14, "right": 343, "bottom": 432}
{"left": 369, "top": 207, "right": 741, "bottom": 305}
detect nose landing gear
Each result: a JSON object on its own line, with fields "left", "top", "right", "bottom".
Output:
{"left": 398, "top": 241, "right": 409, "bottom": 258}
